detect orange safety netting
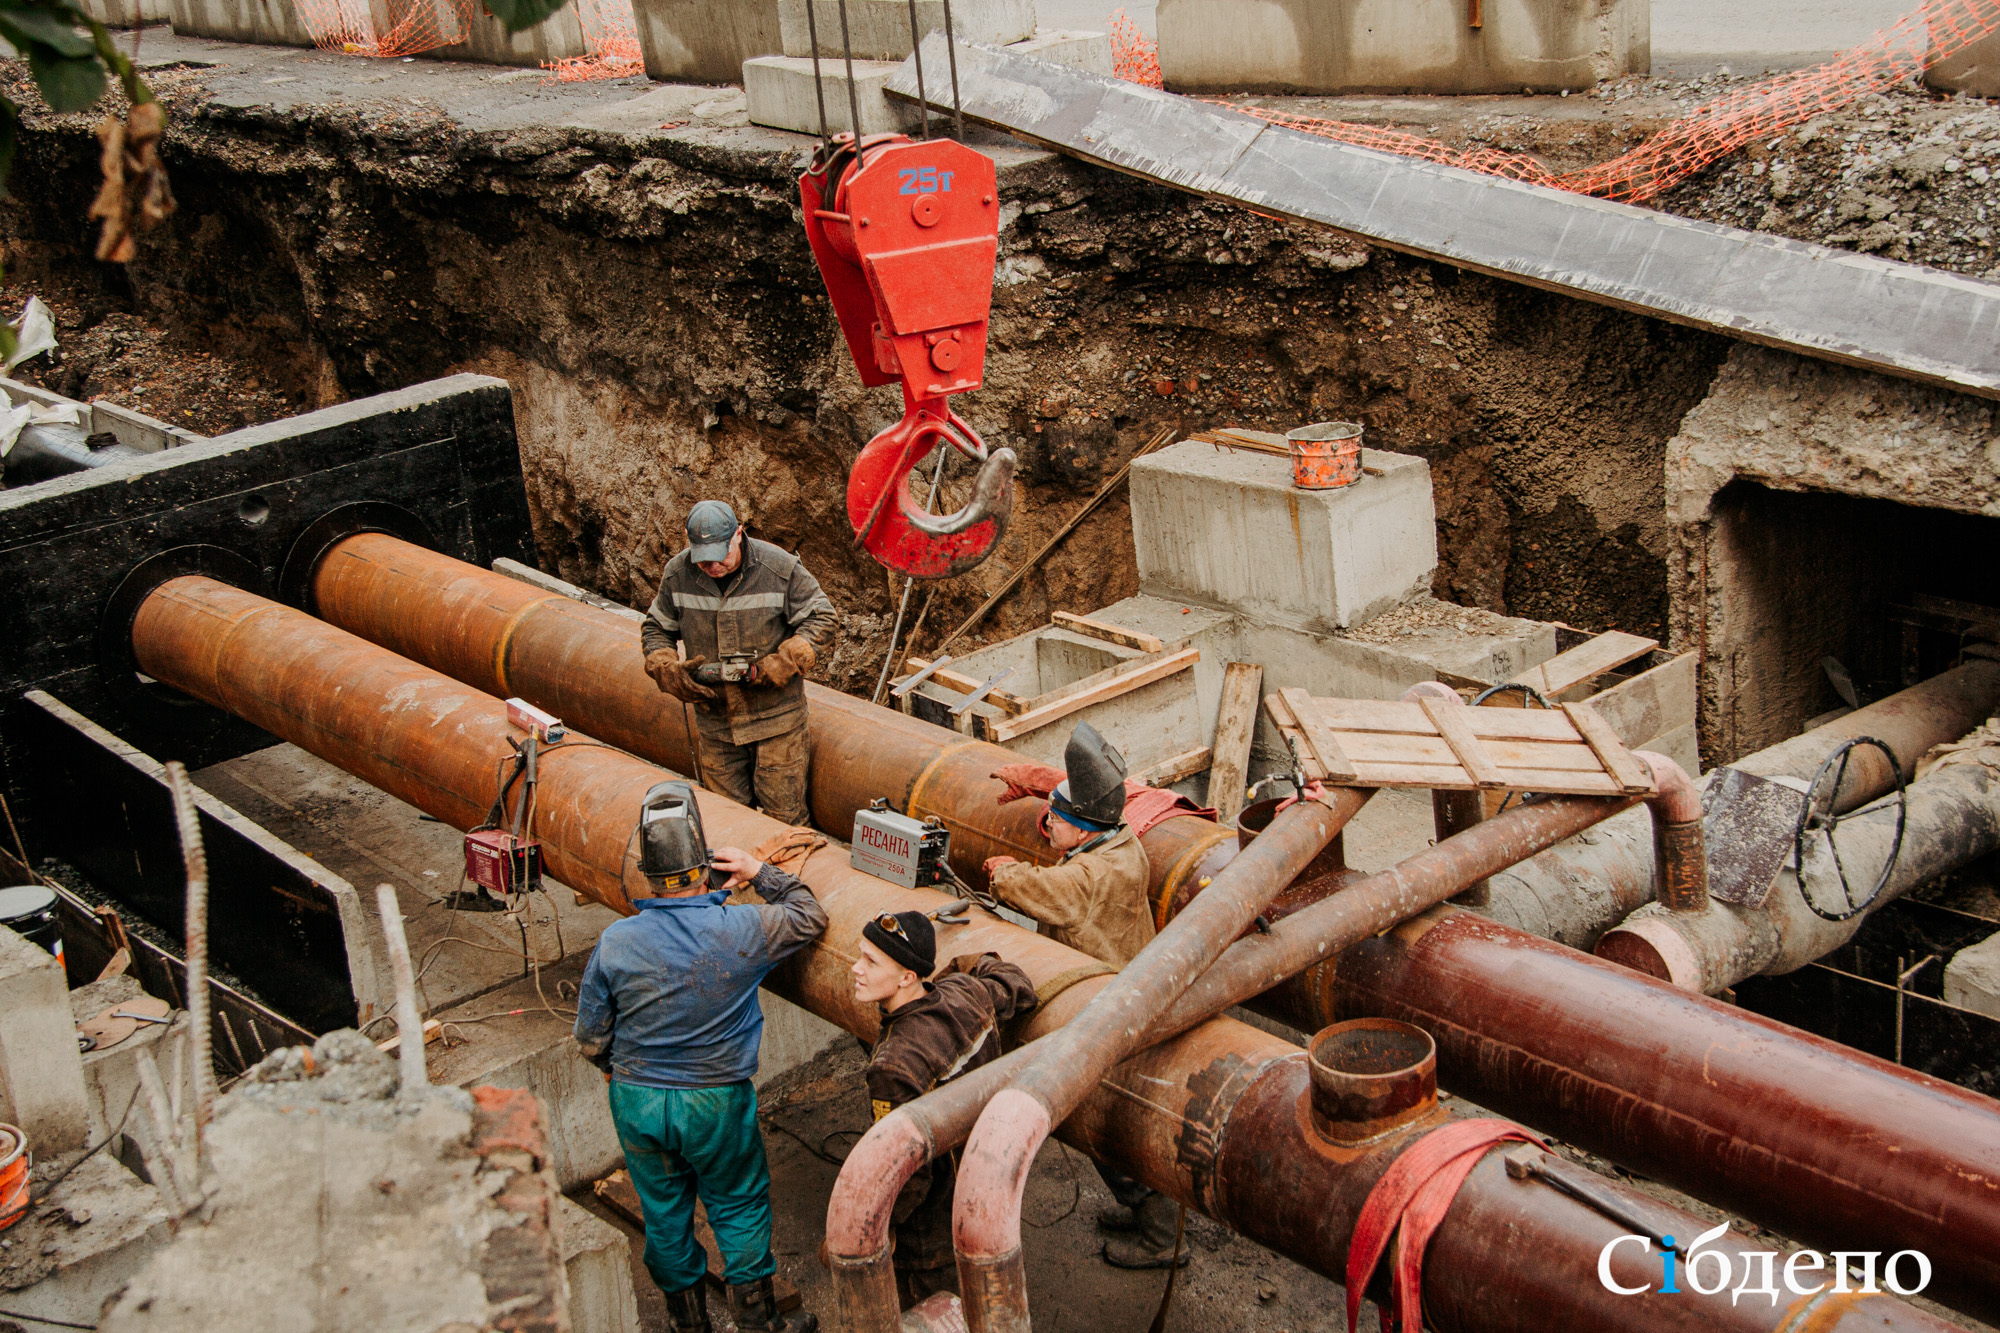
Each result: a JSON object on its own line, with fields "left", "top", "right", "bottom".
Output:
{"left": 293, "top": 0, "right": 641, "bottom": 75}
{"left": 1106, "top": 0, "right": 2000, "bottom": 203}
{"left": 540, "top": 0, "right": 642, "bottom": 82}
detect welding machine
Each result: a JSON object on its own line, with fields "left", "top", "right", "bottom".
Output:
{"left": 850, "top": 798, "right": 952, "bottom": 889}
{"left": 464, "top": 827, "right": 543, "bottom": 897}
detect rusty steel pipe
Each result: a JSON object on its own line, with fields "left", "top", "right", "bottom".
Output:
{"left": 950, "top": 788, "right": 1369, "bottom": 1333}
{"left": 306, "top": 536, "right": 2000, "bottom": 1321}
{"left": 122, "top": 576, "right": 1952, "bottom": 1333}
{"left": 834, "top": 788, "right": 1635, "bottom": 1329}
{"left": 306, "top": 533, "right": 1239, "bottom": 911}
{"left": 1330, "top": 905, "right": 2000, "bottom": 1326}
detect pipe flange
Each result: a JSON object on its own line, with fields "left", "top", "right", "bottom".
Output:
{"left": 97, "top": 544, "right": 269, "bottom": 727}
{"left": 278, "top": 501, "right": 437, "bottom": 614}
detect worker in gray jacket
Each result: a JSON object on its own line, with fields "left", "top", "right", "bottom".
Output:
{"left": 642, "top": 501, "right": 839, "bottom": 828}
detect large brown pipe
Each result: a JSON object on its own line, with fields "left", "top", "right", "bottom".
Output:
{"left": 125, "top": 575, "right": 1939, "bottom": 1333}
{"left": 306, "top": 535, "right": 2000, "bottom": 1322}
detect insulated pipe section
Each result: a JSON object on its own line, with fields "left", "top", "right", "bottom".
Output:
{"left": 1597, "top": 747, "right": 2000, "bottom": 993}
{"left": 122, "top": 577, "right": 1947, "bottom": 1333}
{"left": 949, "top": 788, "right": 1369, "bottom": 1333}
{"left": 307, "top": 533, "right": 1238, "bottom": 910}
{"left": 1332, "top": 905, "right": 2000, "bottom": 1326}
{"left": 1478, "top": 657, "right": 2000, "bottom": 948}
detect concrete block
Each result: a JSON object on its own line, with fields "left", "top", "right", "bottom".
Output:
{"left": 1927, "top": 25, "right": 2000, "bottom": 97}
{"left": 0, "top": 1156, "right": 170, "bottom": 1329}
{"left": 423, "top": 2, "right": 590, "bottom": 66}
{"left": 744, "top": 54, "right": 918, "bottom": 136}
{"left": 1083, "top": 595, "right": 1239, "bottom": 749}
{"left": 1156, "top": 0, "right": 1649, "bottom": 95}
{"left": 635, "top": 0, "right": 781, "bottom": 84}
{"left": 169, "top": 0, "right": 314, "bottom": 48}
{"left": 0, "top": 924, "right": 92, "bottom": 1152}
{"left": 778, "top": 0, "right": 1031, "bottom": 60}
{"left": 1944, "top": 930, "right": 2000, "bottom": 1020}
{"left": 1131, "top": 441, "right": 1437, "bottom": 635}
{"left": 76, "top": 0, "right": 169, "bottom": 28}
{"left": 555, "top": 1196, "right": 642, "bottom": 1333}
{"left": 1007, "top": 28, "right": 1113, "bottom": 76}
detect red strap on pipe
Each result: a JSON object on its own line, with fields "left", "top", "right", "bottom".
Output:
{"left": 989, "top": 764, "right": 1215, "bottom": 837}
{"left": 1345, "top": 1118, "right": 1547, "bottom": 1333}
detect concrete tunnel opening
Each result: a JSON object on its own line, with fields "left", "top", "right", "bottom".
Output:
{"left": 5, "top": 6, "right": 2000, "bottom": 1330}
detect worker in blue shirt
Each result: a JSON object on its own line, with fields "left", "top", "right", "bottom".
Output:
{"left": 576, "top": 781, "right": 827, "bottom": 1333}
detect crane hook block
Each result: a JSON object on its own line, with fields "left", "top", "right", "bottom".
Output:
{"left": 802, "top": 133, "right": 1016, "bottom": 580}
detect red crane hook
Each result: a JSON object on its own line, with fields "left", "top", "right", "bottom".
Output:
{"left": 801, "top": 132, "right": 1016, "bottom": 580}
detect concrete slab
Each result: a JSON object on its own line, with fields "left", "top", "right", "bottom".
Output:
{"left": 555, "top": 1195, "right": 642, "bottom": 1333}
{"left": 744, "top": 54, "right": 918, "bottom": 136}
{"left": 1131, "top": 441, "right": 1437, "bottom": 634}
{"left": 777, "top": 0, "right": 1032, "bottom": 60}
{"left": 0, "top": 924, "right": 92, "bottom": 1153}
{"left": 634, "top": 0, "right": 781, "bottom": 84}
{"left": 422, "top": 3, "right": 590, "bottom": 66}
{"left": 1155, "top": 0, "right": 1648, "bottom": 95}
{"left": 170, "top": 0, "right": 314, "bottom": 48}
{"left": 78, "top": 0, "right": 169, "bottom": 27}
{"left": 1944, "top": 929, "right": 2000, "bottom": 1019}
{"left": 1007, "top": 28, "right": 1114, "bottom": 75}
{"left": 0, "top": 1156, "right": 171, "bottom": 1329}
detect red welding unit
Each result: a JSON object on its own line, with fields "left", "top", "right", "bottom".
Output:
{"left": 801, "top": 132, "right": 1017, "bottom": 580}
{"left": 464, "top": 828, "right": 543, "bottom": 897}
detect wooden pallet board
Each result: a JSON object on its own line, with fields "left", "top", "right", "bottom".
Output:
{"left": 1265, "top": 693, "right": 1657, "bottom": 796}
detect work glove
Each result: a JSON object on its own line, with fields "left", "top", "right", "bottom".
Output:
{"left": 753, "top": 636, "right": 816, "bottom": 689}
{"left": 645, "top": 648, "right": 716, "bottom": 703}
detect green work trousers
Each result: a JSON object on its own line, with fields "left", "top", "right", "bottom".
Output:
{"left": 608, "top": 1079, "right": 777, "bottom": 1294}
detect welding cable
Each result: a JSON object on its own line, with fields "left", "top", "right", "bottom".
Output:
{"left": 0, "top": 1310, "right": 96, "bottom": 1330}
{"left": 1469, "top": 681, "right": 1555, "bottom": 710}
{"left": 29, "top": 1085, "right": 141, "bottom": 1205}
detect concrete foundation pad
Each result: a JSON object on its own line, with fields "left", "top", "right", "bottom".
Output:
{"left": 0, "top": 925, "right": 92, "bottom": 1153}
{"left": 634, "top": 0, "right": 779, "bottom": 84}
{"left": 1131, "top": 441, "right": 1438, "bottom": 634}
{"left": 555, "top": 1196, "right": 642, "bottom": 1333}
{"left": 744, "top": 55, "right": 917, "bottom": 136}
{"left": 0, "top": 1156, "right": 171, "bottom": 1328}
{"left": 778, "top": 0, "right": 1031, "bottom": 60}
{"left": 1944, "top": 929, "right": 2000, "bottom": 1019}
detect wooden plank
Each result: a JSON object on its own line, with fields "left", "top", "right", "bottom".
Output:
{"left": 1132, "top": 746, "right": 1212, "bottom": 788}
{"left": 1586, "top": 651, "right": 1697, "bottom": 749}
{"left": 1422, "top": 695, "right": 1506, "bottom": 788}
{"left": 1261, "top": 691, "right": 1321, "bottom": 780}
{"left": 991, "top": 647, "right": 1200, "bottom": 741}
{"left": 1511, "top": 631, "right": 1659, "bottom": 700}
{"left": 1341, "top": 730, "right": 1603, "bottom": 773}
{"left": 1051, "top": 612, "right": 1165, "bottom": 654}
{"left": 1346, "top": 762, "right": 1626, "bottom": 795}
{"left": 903, "top": 658, "right": 1031, "bottom": 716}
{"left": 884, "top": 34, "right": 2000, "bottom": 402}
{"left": 1280, "top": 688, "right": 1360, "bottom": 782}
{"left": 1206, "top": 662, "right": 1264, "bottom": 822}
{"left": 1310, "top": 697, "right": 1581, "bottom": 743}
{"left": 1562, "top": 702, "right": 1657, "bottom": 794}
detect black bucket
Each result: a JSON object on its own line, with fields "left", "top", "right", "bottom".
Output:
{"left": 0, "top": 886, "right": 63, "bottom": 967}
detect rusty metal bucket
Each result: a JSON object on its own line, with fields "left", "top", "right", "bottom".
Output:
{"left": 1286, "top": 421, "right": 1363, "bottom": 490}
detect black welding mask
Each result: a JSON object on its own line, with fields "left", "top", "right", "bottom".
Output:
{"left": 1050, "top": 721, "right": 1128, "bottom": 828}
{"left": 637, "top": 781, "right": 712, "bottom": 892}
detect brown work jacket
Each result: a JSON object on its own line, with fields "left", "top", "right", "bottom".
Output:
{"left": 866, "top": 954, "right": 1039, "bottom": 1270}
{"left": 640, "top": 536, "right": 838, "bottom": 745}
{"left": 989, "top": 823, "right": 1155, "bottom": 968}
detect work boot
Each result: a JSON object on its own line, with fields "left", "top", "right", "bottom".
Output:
{"left": 664, "top": 1281, "right": 712, "bottom": 1333}
{"left": 1102, "top": 1193, "right": 1191, "bottom": 1270}
{"left": 1096, "top": 1202, "right": 1141, "bottom": 1232}
{"left": 728, "top": 1276, "right": 818, "bottom": 1333}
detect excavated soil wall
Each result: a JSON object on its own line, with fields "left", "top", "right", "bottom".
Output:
{"left": 7, "top": 94, "right": 1729, "bottom": 691}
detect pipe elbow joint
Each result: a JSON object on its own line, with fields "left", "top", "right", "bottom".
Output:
{"left": 953, "top": 1087, "right": 1053, "bottom": 1262}
{"left": 1637, "top": 751, "right": 1707, "bottom": 912}
{"left": 826, "top": 1109, "right": 934, "bottom": 1262}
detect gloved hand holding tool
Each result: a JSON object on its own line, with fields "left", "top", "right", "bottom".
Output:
{"left": 645, "top": 649, "right": 717, "bottom": 703}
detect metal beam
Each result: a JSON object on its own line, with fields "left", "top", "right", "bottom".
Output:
{"left": 885, "top": 38, "right": 2000, "bottom": 399}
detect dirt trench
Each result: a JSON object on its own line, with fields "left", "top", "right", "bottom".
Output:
{"left": 5, "top": 77, "right": 1730, "bottom": 691}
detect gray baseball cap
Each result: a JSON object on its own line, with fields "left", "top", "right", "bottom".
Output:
{"left": 685, "top": 500, "right": 740, "bottom": 563}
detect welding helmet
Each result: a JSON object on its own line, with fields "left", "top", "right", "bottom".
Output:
{"left": 1049, "top": 721, "right": 1127, "bottom": 828}
{"left": 636, "top": 780, "right": 711, "bottom": 891}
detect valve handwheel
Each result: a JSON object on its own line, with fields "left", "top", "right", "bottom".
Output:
{"left": 802, "top": 132, "right": 1016, "bottom": 579}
